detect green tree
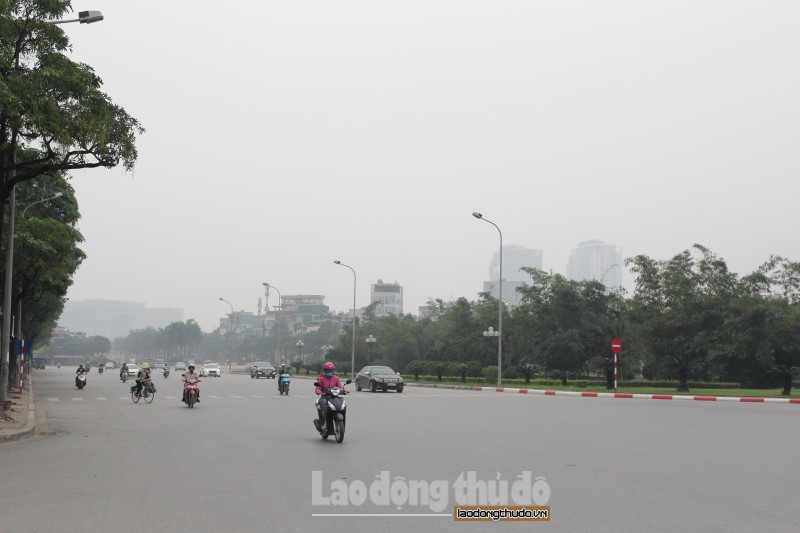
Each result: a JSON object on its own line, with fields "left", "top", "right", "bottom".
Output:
{"left": 626, "top": 245, "right": 738, "bottom": 391}
{"left": 1, "top": 1, "right": 143, "bottom": 226}
{"left": 517, "top": 269, "right": 616, "bottom": 386}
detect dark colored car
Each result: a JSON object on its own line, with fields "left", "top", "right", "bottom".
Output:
{"left": 355, "top": 365, "right": 404, "bottom": 393}
{"left": 251, "top": 362, "right": 276, "bottom": 379}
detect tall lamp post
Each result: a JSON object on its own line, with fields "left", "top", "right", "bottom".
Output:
{"left": 1, "top": 12, "right": 103, "bottom": 404}
{"left": 473, "top": 212, "right": 503, "bottom": 387}
{"left": 15, "top": 192, "right": 65, "bottom": 359}
{"left": 263, "top": 283, "right": 282, "bottom": 363}
{"left": 333, "top": 260, "right": 356, "bottom": 380}
{"left": 365, "top": 334, "right": 376, "bottom": 363}
{"left": 218, "top": 297, "right": 234, "bottom": 333}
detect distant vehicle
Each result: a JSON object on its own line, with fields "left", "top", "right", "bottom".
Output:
{"left": 251, "top": 362, "right": 276, "bottom": 379}
{"left": 175, "top": 362, "right": 186, "bottom": 372}
{"left": 155, "top": 359, "right": 165, "bottom": 369}
{"left": 105, "top": 361, "right": 116, "bottom": 369}
{"left": 355, "top": 365, "right": 404, "bottom": 393}
{"left": 200, "top": 363, "right": 221, "bottom": 377}
{"left": 33, "top": 358, "right": 46, "bottom": 369}
{"left": 126, "top": 364, "right": 140, "bottom": 377}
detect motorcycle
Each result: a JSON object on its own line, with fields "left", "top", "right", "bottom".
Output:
{"left": 76, "top": 373, "right": 87, "bottom": 389}
{"left": 278, "top": 373, "right": 291, "bottom": 395}
{"left": 313, "top": 379, "right": 351, "bottom": 443}
{"left": 183, "top": 378, "right": 200, "bottom": 408}
{"left": 163, "top": 367, "right": 170, "bottom": 378}
{"left": 98, "top": 366, "right": 104, "bottom": 375}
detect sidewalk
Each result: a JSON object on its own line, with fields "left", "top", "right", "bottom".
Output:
{"left": 0, "top": 376, "right": 35, "bottom": 443}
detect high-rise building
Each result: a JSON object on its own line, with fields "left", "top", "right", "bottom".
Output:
{"left": 59, "top": 299, "right": 183, "bottom": 340}
{"left": 371, "top": 280, "right": 403, "bottom": 317}
{"left": 566, "top": 240, "right": 623, "bottom": 289}
{"left": 489, "top": 245, "right": 543, "bottom": 282}
{"left": 483, "top": 245, "right": 543, "bottom": 305}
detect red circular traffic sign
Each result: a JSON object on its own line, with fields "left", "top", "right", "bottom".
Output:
{"left": 611, "top": 338, "right": 622, "bottom": 354}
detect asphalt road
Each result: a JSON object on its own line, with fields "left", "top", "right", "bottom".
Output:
{"left": 0, "top": 367, "right": 798, "bottom": 532}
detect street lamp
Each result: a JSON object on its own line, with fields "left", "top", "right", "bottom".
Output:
{"left": 21, "top": 192, "right": 64, "bottom": 218}
{"left": 333, "top": 260, "right": 356, "bottom": 380}
{"left": 15, "top": 192, "right": 66, "bottom": 352}
{"left": 296, "top": 340, "right": 304, "bottom": 362}
{"left": 263, "top": 283, "right": 282, "bottom": 363}
{"left": 473, "top": 211, "right": 503, "bottom": 387}
{"left": 1, "top": 13, "right": 103, "bottom": 404}
{"left": 51, "top": 10, "right": 104, "bottom": 24}
{"left": 365, "top": 334, "right": 377, "bottom": 363}
{"left": 599, "top": 263, "right": 622, "bottom": 290}
{"left": 218, "top": 297, "right": 234, "bottom": 333}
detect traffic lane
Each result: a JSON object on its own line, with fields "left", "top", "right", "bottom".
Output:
{"left": 319, "top": 385, "right": 800, "bottom": 532}
{"left": 6, "top": 372, "right": 799, "bottom": 532}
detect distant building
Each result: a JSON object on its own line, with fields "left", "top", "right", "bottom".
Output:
{"left": 482, "top": 280, "right": 526, "bottom": 307}
{"left": 220, "top": 311, "right": 262, "bottom": 336}
{"left": 483, "top": 245, "right": 542, "bottom": 305}
{"left": 371, "top": 280, "right": 403, "bottom": 317}
{"left": 566, "top": 239, "right": 623, "bottom": 289}
{"left": 59, "top": 299, "right": 183, "bottom": 340}
{"left": 489, "top": 245, "right": 543, "bottom": 282}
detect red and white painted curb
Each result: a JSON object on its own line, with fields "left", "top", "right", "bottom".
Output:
{"left": 471, "top": 387, "right": 800, "bottom": 404}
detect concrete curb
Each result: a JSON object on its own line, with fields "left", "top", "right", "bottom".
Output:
{"left": 405, "top": 382, "right": 800, "bottom": 404}
{"left": 0, "top": 377, "right": 36, "bottom": 443}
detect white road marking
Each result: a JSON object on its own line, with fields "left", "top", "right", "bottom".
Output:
{"left": 250, "top": 395, "right": 265, "bottom": 399}
{"left": 119, "top": 397, "right": 129, "bottom": 400}
{"left": 207, "top": 395, "right": 222, "bottom": 399}
{"left": 96, "top": 397, "right": 107, "bottom": 401}
{"left": 164, "top": 395, "right": 178, "bottom": 400}
{"left": 229, "top": 395, "right": 245, "bottom": 399}
{"left": 72, "top": 398, "right": 83, "bottom": 401}
{"left": 48, "top": 397, "right": 59, "bottom": 402}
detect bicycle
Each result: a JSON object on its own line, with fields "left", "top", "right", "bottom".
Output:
{"left": 131, "top": 378, "right": 155, "bottom": 404}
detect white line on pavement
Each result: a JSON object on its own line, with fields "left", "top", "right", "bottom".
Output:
{"left": 72, "top": 398, "right": 83, "bottom": 401}
{"left": 96, "top": 397, "right": 107, "bottom": 401}
{"left": 48, "top": 398, "right": 59, "bottom": 402}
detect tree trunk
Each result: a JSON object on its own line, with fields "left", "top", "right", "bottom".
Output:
{"left": 560, "top": 371, "right": 568, "bottom": 387}
{"left": 781, "top": 372, "right": 792, "bottom": 396}
{"left": 677, "top": 367, "right": 689, "bottom": 392}
{"left": 605, "top": 365, "right": 614, "bottom": 390}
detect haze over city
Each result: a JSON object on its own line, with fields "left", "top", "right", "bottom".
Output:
{"left": 60, "top": 1, "right": 800, "bottom": 333}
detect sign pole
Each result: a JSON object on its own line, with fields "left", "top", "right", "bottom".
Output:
{"left": 610, "top": 338, "right": 622, "bottom": 394}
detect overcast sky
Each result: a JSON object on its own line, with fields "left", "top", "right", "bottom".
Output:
{"left": 60, "top": 1, "right": 800, "bottom": 332}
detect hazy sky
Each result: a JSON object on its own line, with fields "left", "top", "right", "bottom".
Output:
{"left": 61, "top": 1, "right": 800, "bottom": 332}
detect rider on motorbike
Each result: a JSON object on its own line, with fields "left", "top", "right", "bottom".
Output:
{"left": 75, "top": 364, "right": 87, "bottom": 387}
{"left": 314, "top": 362, "right": 346, "bottom": 434}
{"left": 182, "top": 364, "right": 201, "bottom": 403}
{"left": 135, "top": 363, "right": 153, "bottom": 397}
{"left": 278, "top": 364, "right": 290, "bottom": 390}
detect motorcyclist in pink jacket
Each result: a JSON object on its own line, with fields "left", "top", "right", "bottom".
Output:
{"left": 314, "top": 362, "right": 346, "bottom": 434}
